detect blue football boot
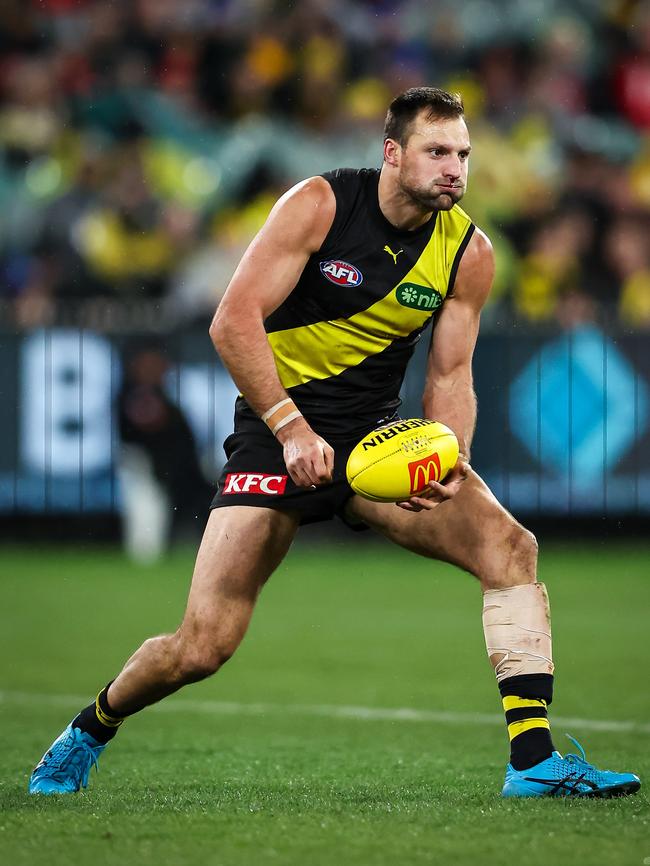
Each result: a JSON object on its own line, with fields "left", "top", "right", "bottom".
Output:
{"left": 502, "top": 735, "right": 641, "bottom": 798}
{"left": 29, "top": 723, "right": 106, "bottom": 794}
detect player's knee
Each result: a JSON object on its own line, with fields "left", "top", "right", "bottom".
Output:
{"left": 177, "top": 646, "right": 232, "bottom": 683}
{"left": 505, "top": 523, "right": 537, "bottom": 585}
{"left": 482, "top": 522, "right": 538, "bottom": 590}
{"left": 519, "top": 525, "right": 538, "bottom": 566}
{"left": 174, "top": 634, "right": 234, "bottom": 684}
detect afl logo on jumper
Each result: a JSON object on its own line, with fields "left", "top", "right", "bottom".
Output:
{"left": 320, "top": 260, "right": 363, "bottom": 287}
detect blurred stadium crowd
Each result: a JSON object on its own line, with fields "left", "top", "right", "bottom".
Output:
{"left": 1, "top": 0, "right": 650, "bottom": 331}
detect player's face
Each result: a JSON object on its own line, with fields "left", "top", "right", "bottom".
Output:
{"left": 397, "top": 114, "right": 471, "bottom": 211}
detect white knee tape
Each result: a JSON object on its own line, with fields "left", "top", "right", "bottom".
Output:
{"left": 482, "top": 582, "right": 554, "bottom": 682}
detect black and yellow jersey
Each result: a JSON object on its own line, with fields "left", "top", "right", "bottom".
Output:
{"left": 235, "top": 167, "right": 475, "bottom": 439}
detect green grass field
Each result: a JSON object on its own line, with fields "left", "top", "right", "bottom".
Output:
{"left": 1, "top": 534, "right": 649, "bottom": 866}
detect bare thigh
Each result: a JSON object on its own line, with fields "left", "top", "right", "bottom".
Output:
{"left": 180, "top": 505, "right": 300, "bottom": 650}
{"left": 346, "top": 469, "right": 537, "bottom": 590}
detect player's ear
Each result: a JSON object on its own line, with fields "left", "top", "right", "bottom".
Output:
{"left": 383, "top": 138, "right": 401, "bottom": 167}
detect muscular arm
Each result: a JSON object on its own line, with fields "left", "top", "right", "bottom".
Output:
{"left": 399, "top": 227, "right": 494, "bottom": 511}
{"left": 422, "top": 227, "right": 494, "bottom": 458}
{"left": 209, "top": 176, "right": 337, "bottom": 486}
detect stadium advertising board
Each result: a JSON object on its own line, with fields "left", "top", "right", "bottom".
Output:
{"left": 0, "top": 325, "right": 648, "bottom": 516}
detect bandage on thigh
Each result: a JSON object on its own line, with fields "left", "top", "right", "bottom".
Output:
{"left": 482, "top": 583, "right": 554, "bottom": 681}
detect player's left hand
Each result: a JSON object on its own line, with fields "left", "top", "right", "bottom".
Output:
{"left": 396, "top": 457, "right": 469, "bottom": 512}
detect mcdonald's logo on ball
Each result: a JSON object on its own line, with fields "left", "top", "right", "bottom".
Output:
{"left": 408, "top": 453, "right": 442, "bottom": 494}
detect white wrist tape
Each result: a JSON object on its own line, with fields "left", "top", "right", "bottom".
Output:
{"left": 482, "top": 582, "right": 554, "bottom": 682}
{"left": 261, "top": 398, "right": 303, "bottom": 436}
{"left": 261, "top": 398, "right": 292, "bottom": 423}
{"left": 271, "top": 410, "right": 303, "bottom": 435}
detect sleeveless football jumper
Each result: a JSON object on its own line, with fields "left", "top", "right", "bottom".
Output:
{"left": 211, "top": 167, "right": 476, "bottom": 523}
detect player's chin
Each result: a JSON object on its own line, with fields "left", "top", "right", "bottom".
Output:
{"left": 432, "top": 191, "right": 462, "bottom": 210}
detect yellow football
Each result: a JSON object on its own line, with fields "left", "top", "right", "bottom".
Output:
{"left": 346, "top": 419, "right": 459, "bottom": 503}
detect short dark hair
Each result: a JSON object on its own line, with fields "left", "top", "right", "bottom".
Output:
{"left": 383, "top": 87, "right": 465, "bottom": 145}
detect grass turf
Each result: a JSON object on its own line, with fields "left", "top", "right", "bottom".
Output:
{"left": 1, "top": 534, "right": 649, "bottom": 866}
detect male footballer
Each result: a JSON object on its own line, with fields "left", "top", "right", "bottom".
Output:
{"left": 29, "top": 87, "right": 640, "bottom": 798}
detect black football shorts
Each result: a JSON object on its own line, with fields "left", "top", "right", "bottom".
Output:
{"left": 210, "top": 427, "right": 366, "bottom": 527}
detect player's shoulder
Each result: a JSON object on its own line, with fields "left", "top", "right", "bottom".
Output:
{"left": 277, "top": 167, "right": 376, "bottom": 217}
{"left": 444, "top": 204, "right": 487, "bottom": 241}
{"left": 278, "top": 175, "right": 335, "bottom": 210}
{"left": 321, "top": 166, "right": 378, "bottom": 185}
{"left": 446, "top": 205, "right": 493, "bottom": 261}
{"left": 263, "top": 169, "right": 376, "bottom": 253}
{"left": 465, "top": 223, "right": 493, "bottom": 263}
{"left": 267, "top": 176, "right": 336, "bottom": 248}
{"left": 321, "top": 167, "right": 378, "bottom": 203}
{"left": 451, "top": 217, "right": 494, "bottom": 306}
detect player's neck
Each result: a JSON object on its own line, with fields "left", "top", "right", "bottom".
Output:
{"left": 377, "top": 169, "right": 433, "bottom": 232}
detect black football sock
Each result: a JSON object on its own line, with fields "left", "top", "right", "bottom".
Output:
{"left": 499, "top": 674, "right": 555, "bottom": 771}
{"left": 72, "top": 682, "right": 127, "bottom": 744}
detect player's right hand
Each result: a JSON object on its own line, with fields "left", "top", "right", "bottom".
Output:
{"left": 275, "top": 417, "right": 334, "bottom": 487}
{"left": 396, "top": 457, "right": 469, "bottom": 512}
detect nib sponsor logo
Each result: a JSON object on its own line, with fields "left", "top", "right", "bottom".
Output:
{"left": 408, "top": 454, "right": 442, "bottom": 494}
{"left": 223, "top": 473, "right": 288, "bottom": 495}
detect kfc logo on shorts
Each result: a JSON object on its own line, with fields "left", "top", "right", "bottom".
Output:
{"left": 408, "top": 453, "right": 442, "bottom": 495}
{"left": 223, "top": 473, "right": 288, "bottom": 495}
{"left": 320, "top": 259, "right": 363, "bottom": 286}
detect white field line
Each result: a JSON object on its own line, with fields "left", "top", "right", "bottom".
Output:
{"left": 1, "top": 689, "right": 649, "bottom": 735}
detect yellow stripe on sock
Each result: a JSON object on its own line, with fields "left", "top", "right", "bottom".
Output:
{"left": 502, "top": 696, "right": 547, "bottom": 712}
{"left": 507, "top": 717, "right": 550, "bottom": 740}
{"left": 95, "top": 697, "right": 124, "bottom": 728}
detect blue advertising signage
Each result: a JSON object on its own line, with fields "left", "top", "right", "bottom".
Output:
{"left": 1, "top": 325, "right": 649, "bottom": 516}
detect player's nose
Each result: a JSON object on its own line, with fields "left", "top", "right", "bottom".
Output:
{"left": 442, "top": 153, "right": 463, "bottom": 181}
{"left": 441, "top": 157, "right": 462, "bottom": 179}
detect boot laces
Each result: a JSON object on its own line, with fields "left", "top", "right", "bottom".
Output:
{"left": 563, "top": 734, "right": 588, "bottom": 765}
{"left": 41, "top": 729, "right": 101, "bottom": 788}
